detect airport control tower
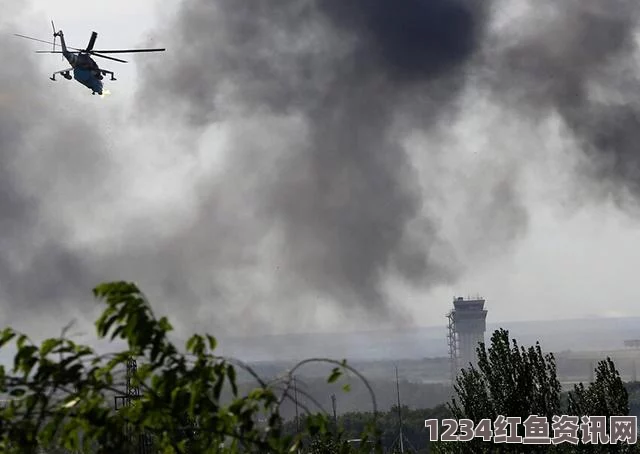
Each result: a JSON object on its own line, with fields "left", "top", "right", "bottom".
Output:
{"left": 446, "top": 296, "right": 487, "bottom": 380}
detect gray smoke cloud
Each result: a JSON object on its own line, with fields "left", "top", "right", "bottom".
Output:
{"left": 3, "top": 0, "right": 640, "bottom": 342}
{"left": 487, "top": 0, "right": 640, "bottom": 203}
{"left": 135, "top": 0, "right": 495, "bottom": 323}
{"left": 0, "top": 14, "right": 113, "bottom": 325}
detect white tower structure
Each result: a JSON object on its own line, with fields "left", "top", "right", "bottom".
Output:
{"left": 447, "top": 296, "right": 487, "bottom": 380}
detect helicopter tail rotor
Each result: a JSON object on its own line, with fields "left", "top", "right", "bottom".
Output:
{"left": 51, "top": 20, "right": 63, "bottom": 61}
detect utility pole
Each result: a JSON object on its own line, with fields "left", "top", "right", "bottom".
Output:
{"left": 294, "top": 375, "right": 300, "bottom": 454}
{"left": 390, "top": 366, "right": 416, "bottom": 453}
{"left": 331, "top": 394, "right": 337, "bottom": 435}
{"left": 294, "top": 375, "right": 300, "bottom": 433}
{"left": 396, "top": 366, "right": 404, "bottom": 454}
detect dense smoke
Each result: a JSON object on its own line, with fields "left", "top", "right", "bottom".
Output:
{"left": 2, "top": 0, "right": 640, "bottom": 339}
{"left": 487, "top": 0, "right": 640, "bottom": 201}
{"left": 136, "top": 0, "right": 494, "bottom": 321}
{"left": 0, "top": 13, "right": 111, "bottom": 322}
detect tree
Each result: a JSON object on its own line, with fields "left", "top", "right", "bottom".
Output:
{"left": 433, "top": 329, "right": 638, "bottom": 453}
{"left": 567, "top": 357, "right": 635, "bottom": 453}
{"left": 0, "top": 281, "right": 381, "bottom": 453}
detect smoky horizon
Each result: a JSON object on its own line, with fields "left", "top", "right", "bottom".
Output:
{"left": 1, "top": 0, "right": 640, "bottom": 353}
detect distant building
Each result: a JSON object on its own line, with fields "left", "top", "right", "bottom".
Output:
{"left": 446, "top": 296, "right": 488, "bottom": 381}
{"left": 625, "top": 339, "right": 640, "bottom": 349}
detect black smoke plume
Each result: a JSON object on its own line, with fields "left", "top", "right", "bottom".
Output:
{"left": 0, "top": 20, "right": 111, "bottom": 324}
{"left": 136, "top": 0, "right": 492, "bottom": 321}
{"left": 5, "top": 0, "right": 640, "bottom": 340}
{"left": 488, "top": 0, "right": 640, "bottom": 202}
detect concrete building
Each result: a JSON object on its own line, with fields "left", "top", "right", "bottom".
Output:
{"left": 625, "top": 339, "right": 640, "bottom": 349}
{"left": 447, "top": 296, "right": 488, "bottom": 380}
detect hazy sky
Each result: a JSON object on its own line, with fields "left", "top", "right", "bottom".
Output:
{"left": 3, "top": 0, "right": 640, "bottom": 350}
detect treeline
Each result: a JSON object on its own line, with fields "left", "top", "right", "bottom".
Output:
{"left": 259, "top": 379, "right": 452, "bottom": 420}
{"left": 286, "top": 329, "right": 640, "bottom": 453}
{"left": 283, "top": 404, "right": 450, "bottom": 453}
{"left": 280, "top": 380, "right": 640, "bottom": 454}
{"left": 0, "top": 282, "right": 638, "bottom": 453}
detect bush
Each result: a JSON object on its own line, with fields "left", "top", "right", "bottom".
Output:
{"left": 0, "top": 282, "right": 381, "bottom": 453}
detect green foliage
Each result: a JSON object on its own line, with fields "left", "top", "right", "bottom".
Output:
{"left": 307, "top": 432, "right": 357, "bottom": 454}
{"left": 566, "top": 357, "right": 636, "bottom": 454}
{"left": 433, "top": 329, "right": 639, "bottom": 454}
{"left": 284, "top": 404, "right": 451, "bottom": 453}
{"left": 0, "top": 281, "right": 380, "bottom": 453}
{"left": 568, "top": 357, "right": 629, "bottom": 418}
{"left": 448, "top": 328, "right": 562, "bottom": 424}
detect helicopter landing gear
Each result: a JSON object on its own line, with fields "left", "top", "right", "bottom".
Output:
{"left": 50, "top": 68, "right": 73, "bottom": 81}
{"left": 101, "top": 70, "right": 117, "bottom": 81}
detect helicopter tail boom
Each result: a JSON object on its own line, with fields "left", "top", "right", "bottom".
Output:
{"left": 54, "top": 31, "right": 76, "bottom": 66}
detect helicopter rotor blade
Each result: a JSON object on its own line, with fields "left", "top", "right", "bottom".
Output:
{"left": 88, "top": 48, "right": 165, "bottom": 54}
{"left": 14, "top": 34, "right": 83, "bottom": 52}
{"left": 36, "top": 50, "right": 129, "bottom": 64}
{"left": 15, "top": 34, "right": 57, "bottom": 47}
{"left": 85, "top": 31, "right": 97, "bottom": 52}
{"left": 89, "top": 52, "right": 128, "bottom": 63}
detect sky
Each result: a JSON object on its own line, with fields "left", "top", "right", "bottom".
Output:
{"left": 2, "top": 0, "right": 640, "bottom": 355}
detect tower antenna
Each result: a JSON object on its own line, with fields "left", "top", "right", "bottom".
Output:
{"left": 390, "top": 366, "right": 416, "bottom": 453}
{"left": 114, "top": 356, "right": 153, "bottom": 453}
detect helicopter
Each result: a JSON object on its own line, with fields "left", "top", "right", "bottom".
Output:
{"left": 14, "top": 21, "right": 165, "bottom": 95}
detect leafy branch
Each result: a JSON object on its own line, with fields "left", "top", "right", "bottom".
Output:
{"left": 0, "top": 281, "right": 381, "bottom": 454}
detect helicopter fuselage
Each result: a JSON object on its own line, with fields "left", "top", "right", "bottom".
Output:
{"left": 63, "top": 51, "right": 103, "bottom": 95}
{"left": 73, "top": 67, "right": 103, "bottom": 95}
